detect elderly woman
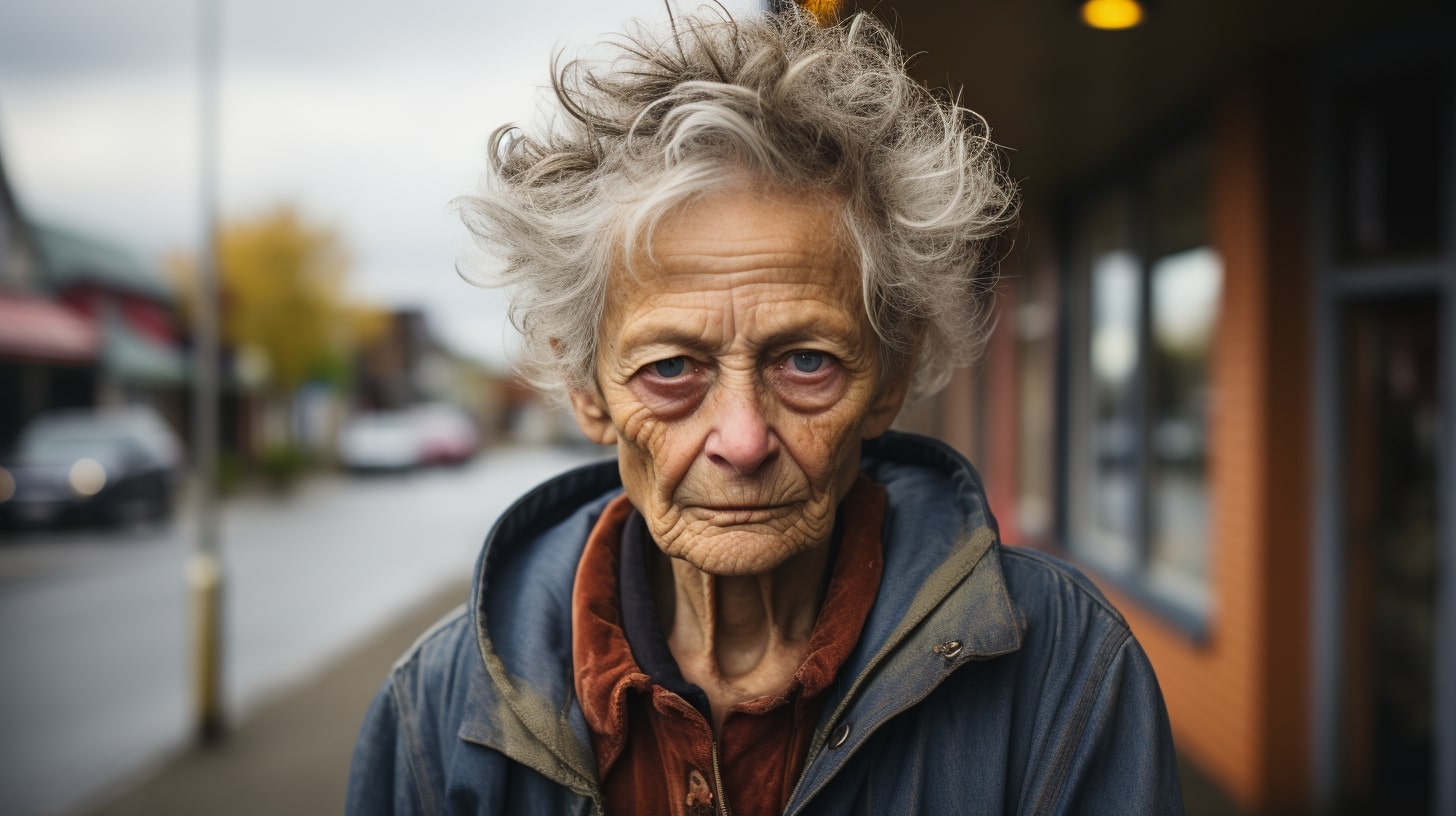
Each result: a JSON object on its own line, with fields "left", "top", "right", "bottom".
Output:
{"left": 348, "top": 7, "right": 1180, "bottom": 815}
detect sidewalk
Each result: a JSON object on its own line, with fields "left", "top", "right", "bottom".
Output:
{"left": 83, "top": 581, "right": 469, "bottom": 816}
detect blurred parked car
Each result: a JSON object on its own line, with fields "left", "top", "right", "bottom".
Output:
{"left": 336, "top": 404, "right": 481, "bottom": 473}
{"left": 0, "top": 406, "right": 184, "bottom": 528}
{"left": 336, "top": 411, "right": 423, "bottom": 472}
{"left": 411, "top": 403, "right": 479, "bottom": 466}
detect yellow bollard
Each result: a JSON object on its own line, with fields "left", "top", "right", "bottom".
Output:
{"left": 189, "top": 552, "right": 226, "bottom": 743}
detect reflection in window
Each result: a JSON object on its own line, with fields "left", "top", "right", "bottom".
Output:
{"left": 1090, "top": 250, "right": 1141, "bottom": 574}
{"left": 1015, "top": 269, "right": 1056, "bottom": 544}
{"left": 1148, "top": 247, "right": 1221, "bottom": 610}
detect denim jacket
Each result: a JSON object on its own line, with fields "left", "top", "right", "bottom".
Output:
{"left": 347, "top": 431, "right": 1184, "bottom": 814}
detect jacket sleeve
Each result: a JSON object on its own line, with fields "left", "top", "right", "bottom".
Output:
{"left": 346, "top": 678, "right": 425, "bottom": 816}
{"left": 1035, "top": 634, "right": 1185, "bottom": 815}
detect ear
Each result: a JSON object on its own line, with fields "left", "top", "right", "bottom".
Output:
{"left": 862, "top": 365, "right": 912, "bottom": 439}
{"left": 569, "top": 386, "right": 618, "bottom": 445}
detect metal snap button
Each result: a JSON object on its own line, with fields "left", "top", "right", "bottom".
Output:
{"left": 828, "top": 722, "right": 851, "bottom": 749}
{"left": 933, "top": 639, "right": 963, "bottom": 659}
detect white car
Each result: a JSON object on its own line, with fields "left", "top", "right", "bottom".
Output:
{"left": 336, "top": 412, "right": 422, "bottom": 472}
{"left": 410, "top": 403, "right": 479, "bottom": 466}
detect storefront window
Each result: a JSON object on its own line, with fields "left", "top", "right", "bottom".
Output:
{"left": 1066, "top": 134, "right": 1219, "bottom": 622}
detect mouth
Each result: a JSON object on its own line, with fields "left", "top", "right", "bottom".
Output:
{"left": 693, "top": 504, "right": 792, "bottom": 522}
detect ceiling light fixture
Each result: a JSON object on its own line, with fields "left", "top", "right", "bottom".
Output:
{"left": 1081, "top": 0, "right": 1145, "bottom": 30}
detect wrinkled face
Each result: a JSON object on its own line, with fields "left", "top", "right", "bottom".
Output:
{"left": 570, "top": 189, "right": 909, "bottom": 576}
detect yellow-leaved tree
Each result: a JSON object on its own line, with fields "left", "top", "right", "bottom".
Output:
{"left": 170, "top": 205, "right": 387, "bottom": 453}
{"left": 220, "top": 205, "right": 348, "bottom": 392}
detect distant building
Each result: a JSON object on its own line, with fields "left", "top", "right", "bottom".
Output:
{"left": 0, "top": 150, "right": 38, "bottom": 291}
{"left": 0, "top": 151, "right": 100, "bottom": 447}
{"left": 352, "top": 306, "right": 508, "bottom": 443}
{"left": 355, "top": 308, "right": 436, "bottom": 412}
{"left": 32, "top": 223, "right": 187, "bottom": 427}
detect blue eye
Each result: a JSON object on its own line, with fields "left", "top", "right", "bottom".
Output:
{"left": 791, "top": 351, "right": 825, "bottom": 372}
{"left": 653, "top": 357, "right": 687, "bottom": 378}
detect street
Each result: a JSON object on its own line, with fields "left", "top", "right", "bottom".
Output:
{"left": 0, "top": 444, "right": 607, "bottom": 816}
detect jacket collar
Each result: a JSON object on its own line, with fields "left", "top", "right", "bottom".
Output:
{"left": 459, "top": 432, "right": 1024, "bottom": 803}
{"left": 462, "top": 458, "right": 622, "bottom": 801}
{"left": 779, "top": 433, "right": 1024, "bottom": 814}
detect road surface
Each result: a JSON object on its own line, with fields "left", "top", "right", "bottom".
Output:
{"left": 0, "top": 444, "right": 606, "bottom": 815}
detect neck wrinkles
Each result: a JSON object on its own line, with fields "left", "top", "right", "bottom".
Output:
{"left": 654, "top": 537, "right": 833, "bottom": 684}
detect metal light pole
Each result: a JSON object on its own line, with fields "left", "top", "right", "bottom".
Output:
{"left": 190, "top": 0, "right": 226, "bottom": 744}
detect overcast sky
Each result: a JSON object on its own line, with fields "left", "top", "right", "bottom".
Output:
{"left": 0, "top": 0, "right": 762, "bottom": 370}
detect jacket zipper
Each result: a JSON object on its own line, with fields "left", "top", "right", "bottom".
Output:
{"left": 710, "top": 738, "right": 731, "bottom": 816}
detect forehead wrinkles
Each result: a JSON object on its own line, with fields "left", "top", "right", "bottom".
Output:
{"left": 600, "top": 189, "right": 864, "bottom": 357}
{"left": 648, "top": 226, "right": 845, "bottom": 287}
{"left": 628, "top": 190, "right": 850, "bottom": 287}
{"left": 610, "top": 275, "right": 864, "bottom": 360}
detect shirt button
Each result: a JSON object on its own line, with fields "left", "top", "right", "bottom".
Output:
{"left": 686, "top": 769, "right": 713, "bottom": 806}
{"left": 828, "top": 722, "right": 851, "bottom": 749}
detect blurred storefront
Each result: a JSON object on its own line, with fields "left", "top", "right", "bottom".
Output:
{"left": 31, "top": 224, "right": 188, "bottom": 427}
{"left": 0, "top": 294, "right": 101, "bottom": 448}
{"left": 0, "top": 148, "right": 100, "bottom": 446}
{"left": 801, "top": 0, "right": 1455, "bottom": 813}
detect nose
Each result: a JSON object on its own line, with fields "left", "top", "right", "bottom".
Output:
{"left": 703, "top": 385, "right": 778, "bottom": 476}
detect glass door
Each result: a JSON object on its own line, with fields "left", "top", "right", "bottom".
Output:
{"left": 1336, "top": 296, "right": 1444, "bottom": 815}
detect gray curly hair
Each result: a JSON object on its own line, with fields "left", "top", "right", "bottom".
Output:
{"left": 456, "top": 5, "right": 1017, "bottom": 402}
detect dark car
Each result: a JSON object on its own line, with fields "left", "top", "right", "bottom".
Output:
{"left": 0, "top": 407, "right": 184, "bottom": 528}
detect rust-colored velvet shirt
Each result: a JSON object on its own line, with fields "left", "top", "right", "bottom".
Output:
{"left": 572, "top": 475, "right": 885, "bottom": 816}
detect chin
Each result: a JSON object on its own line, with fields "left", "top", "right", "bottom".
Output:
{"left": 671, "top": 527, "right": 821, "bottom": 576}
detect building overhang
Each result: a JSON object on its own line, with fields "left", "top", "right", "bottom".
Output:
{"left": 0, "top": 294, "right": 99, "bottom": 364}
{"left": 833, "top": 0, "right": 1449, "bottom": 203}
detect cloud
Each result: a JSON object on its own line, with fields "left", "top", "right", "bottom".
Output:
{"left": 0, "top": 0, "right": 192, "bottom": 82}
{"left": 0, "top": 72, "right": 199, "bottom": 251}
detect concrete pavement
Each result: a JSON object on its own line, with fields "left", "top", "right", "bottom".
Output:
{"left": 82, "top": 580, "right": 468, "bottom": 816}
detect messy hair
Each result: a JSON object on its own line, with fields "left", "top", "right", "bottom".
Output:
{"left": 456, "top": 5, "right": 1017, "bottom": 401}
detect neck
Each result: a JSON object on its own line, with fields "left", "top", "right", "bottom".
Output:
{"left": 653, "top": 539, "right": 834, "bottom": 728}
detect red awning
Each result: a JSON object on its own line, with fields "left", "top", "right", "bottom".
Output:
{"left": 0, "top": 294, "right": 100, "bottom": 363}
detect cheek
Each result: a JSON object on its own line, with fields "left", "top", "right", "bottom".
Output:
{"left": 784, "top": 386, "right": 880, "bottom": 495}
{"left": 776, "top": 410, "right": 862, "bottom": 489}
{"left": 610, "top": 398, "right": 659, "bottom": 446}
{"left": 612, "top": 403, "right": 703, "bottom": 499}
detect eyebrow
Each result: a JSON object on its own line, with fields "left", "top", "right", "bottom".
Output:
{"left": 616, "top": 319, "right": 859, "bottom": 358}
{"left": 617, "top": 326, "right": 718, "bottom": 356}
